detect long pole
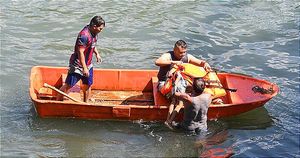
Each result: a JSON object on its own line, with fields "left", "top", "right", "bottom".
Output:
{"left": 43, "top": 83, "right": 84, "bottom": 103}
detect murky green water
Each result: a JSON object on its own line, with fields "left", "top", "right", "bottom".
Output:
{"left": 1, "top": 0, "right": 299, "bottom": 157}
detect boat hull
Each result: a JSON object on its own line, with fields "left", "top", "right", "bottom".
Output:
{"left": 30, "top": 66, "right": 279, "bottom": 121}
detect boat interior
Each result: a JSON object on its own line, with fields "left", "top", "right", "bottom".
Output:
{"left": 35, "top": 72, "right": 174, "bottom": 106}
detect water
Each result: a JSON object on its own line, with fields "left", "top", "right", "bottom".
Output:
{"left": 1, "top": 0, "right": 299, "bottom": 157}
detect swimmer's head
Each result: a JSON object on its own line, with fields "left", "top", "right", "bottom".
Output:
{"left": 193, "top": 78, "right": 205, "bottom": 94}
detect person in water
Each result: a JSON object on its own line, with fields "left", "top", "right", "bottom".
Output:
{"left": 57, "top": 16, "right": 105, "bottom": 102}
{"left": 154, "top": 40, "right": 211, "bottom": 128}
{"left": 175, "top": 78, "right": 212, "bottom": 134}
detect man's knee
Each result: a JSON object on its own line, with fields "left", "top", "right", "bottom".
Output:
{"left": 81, "top": 84, "right": 90, "bottom": 92}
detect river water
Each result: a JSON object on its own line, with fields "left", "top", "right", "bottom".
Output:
{"left": 1, "top": 0, "right": 299, "bottom": 157}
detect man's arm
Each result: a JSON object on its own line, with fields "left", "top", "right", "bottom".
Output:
{"left": 155, "top": 53, "right": 182, "bottom": 66}
{"left": 175, "top": 92, "right": 192, "bottom": 104}
{"left": 78, "top": 47, "right": 89, "bottom": 77}
{"left": 94, "top": 47, "right": 102, "bottom": 63}
{"left": 188, "top": 54, "right": 211, "bottom": 71}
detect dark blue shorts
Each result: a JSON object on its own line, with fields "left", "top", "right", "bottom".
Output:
{"left": 65, "top": 67, "right": 93, "bottom": 87}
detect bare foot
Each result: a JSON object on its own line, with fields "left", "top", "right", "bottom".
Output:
{"left": 88, "top": 98, "right": 95, "bottom": 103}
{"left": 212, "top": 98, "right": 223, "bottom": 104}
{"left": 164, "top": 121, "right": 174, "bottom": 130}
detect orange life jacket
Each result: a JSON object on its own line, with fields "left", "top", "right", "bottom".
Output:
{"left": 202, "top": 71, "right": 226, "bottom": 99}
{"left": 160, "top": 78, "right": 173, "bottom": 95}
{"left": 160, "top": 63, "right": 226, "bottom": 99}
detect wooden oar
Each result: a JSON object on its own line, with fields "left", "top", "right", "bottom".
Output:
{"left": 43, "top": 83, "right": 84, "bottom": 103}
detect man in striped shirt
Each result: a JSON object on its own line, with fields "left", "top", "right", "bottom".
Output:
{"left": 57, "top": 16, "right": 105, "bottom": 102}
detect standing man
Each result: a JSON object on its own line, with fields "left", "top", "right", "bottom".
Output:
{"left": 155, "top": 40, "right": 212, "bottom": 128}
{"left": 57, "top": 16, "right": 105, "bottom": 102}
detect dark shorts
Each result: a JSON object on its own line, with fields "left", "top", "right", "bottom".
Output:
{"left": 66, "top": 67, "right": 93, "bottom": 87}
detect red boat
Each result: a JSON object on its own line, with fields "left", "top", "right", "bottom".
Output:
{"left": 29, "top": 66, "right": 279, "bottom": 121}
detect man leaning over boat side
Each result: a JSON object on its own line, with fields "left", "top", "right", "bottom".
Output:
{"left": 57, "top": 16, "right": 105, "bottom": 102}
{"left": 154, "top": 40, "right": 212, "bottom": 129}
{"left": 175, "top": 78, "right": 212, "bottom": 134}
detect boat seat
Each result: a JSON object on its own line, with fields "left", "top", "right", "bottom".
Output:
{"left": 151, "top": 77, "right": 170, "bottom": 107}
{"left": 37, "top": 87, "right": 56, "bottom": 100}
{"left": 61, "top": 74, "right": 81, "bottom": 101}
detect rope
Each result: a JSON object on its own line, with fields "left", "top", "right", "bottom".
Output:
{"left": 252, "top": 85, "right": 274, "bottom": 94}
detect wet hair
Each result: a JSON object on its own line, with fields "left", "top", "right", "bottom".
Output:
{"left": 90, "top": 16, "right": 105, "bottom": 27}
{"left": 193, "top": 78, "right": 205, "bottom": 94}
{"left": 174, "top": 40, "right": 187, "bottom": 49}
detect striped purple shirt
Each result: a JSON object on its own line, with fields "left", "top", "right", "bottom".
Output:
{"left": 69, "top": 25, "right": 97, "bottom": 74}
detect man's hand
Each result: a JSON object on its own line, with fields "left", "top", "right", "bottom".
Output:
{"left": 83, "top": 67, "right": 89, "bottom": 77}
{"left": 96, "top": 53, "right": 102, "bottom": 63}
{"left": 171, "top": 61, "right": 183, "bottom": 65}
{"left": 174, "top": 92, "right": 181, "bottom": 97}
{"left": 203, "top": 62, "right": 212, "bottom": 72}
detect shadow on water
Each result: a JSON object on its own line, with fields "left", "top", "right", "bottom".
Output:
{"left": 195, "top": 130, "right": 234, "bottom": 157}
{"left": 220, "top": 106, "right": 273, "bottom": 130}
{"left": 193, "top": 106, "right": 273, "bottom": 157}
